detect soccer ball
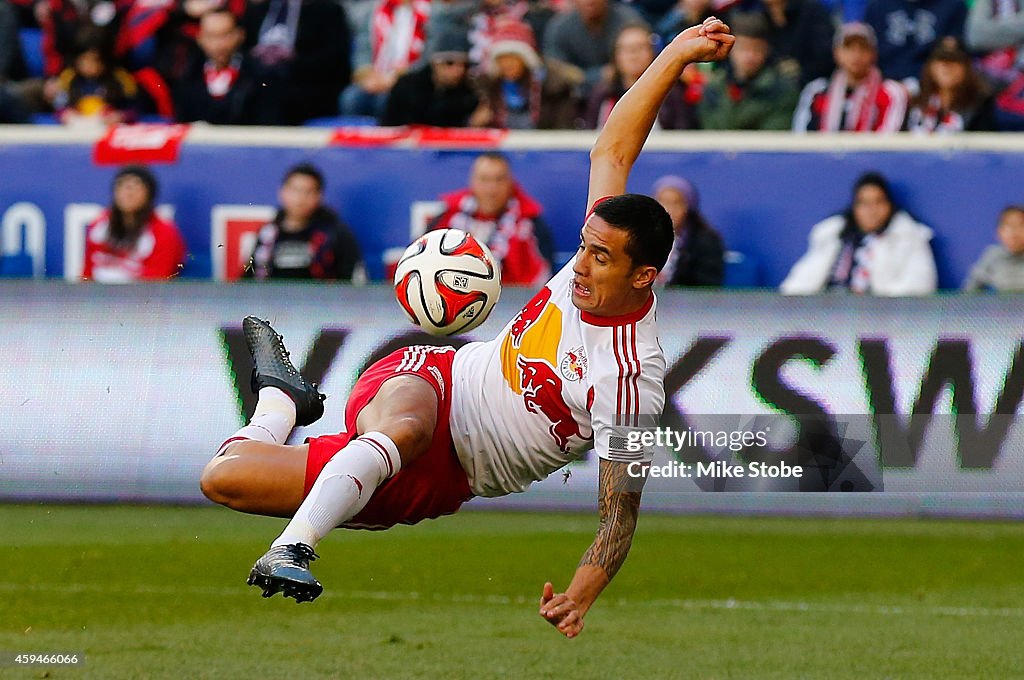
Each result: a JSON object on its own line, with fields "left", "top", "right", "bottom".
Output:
{"left": 393, "top": 229, "right": 502, "bottom": 336}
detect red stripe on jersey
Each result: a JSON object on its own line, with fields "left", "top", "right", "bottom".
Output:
{"left": 626, "top": 323, "right": 634, "bottom": 426}
{"left": 612, "top": 326, "right": 623, "bottom": 425}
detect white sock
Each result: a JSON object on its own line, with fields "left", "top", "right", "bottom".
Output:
{"left": 215, "top": 387, "right": 296, "bottom": 456}
{"left": 271, "top": 432, "right": 402, "bottom": 549}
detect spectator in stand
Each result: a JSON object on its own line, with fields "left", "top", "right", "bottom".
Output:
{"left": 781, "top": 171, "right": 937, "bottom": 296}
{"left": 151, "top": 0, "right": 247, "bottom": 84}
{"left": 863, "top": 0, "right": 966, "bottom": 84}
{"left": 35, "top": 0, "right": 163, "bottom": 78}
{"left": 966, "top": 0, "right": 1024, "bottom": 88}
{"left": 174, "top": 8, "right": 284, "bottom": 125}
{"left": 244, "top": 163, "right": 364, "bottom": 281}
{"left": 656, "top": 0, "right": 715, "bottom": 48}
{"left": 1, "top": 0, "right": 27, "bottom": 82}
{"left": 543, "top": 0, "right": 648, "bottom": 97}
{"left": 0, "top": 0, "right": 30, "bottom": 122}
{"left": 426, "top": 152, "right": 554, "bottom": 287}
{"left": 698, "top": 12, "right": 799, "bottom": 129}
{"left": 741, "top": 0, "right": 834, "bottom": 86}
{"left": 653, "top": 175, "right": 724, "bottom": 287}
{"left": 474, "top": 20, "right": 583, "bottom": 129}
{"left": 584, "top": 24, "right": 697, "bottom": 129}
{"left": 963, "top": 206, "right": 1024, "bottom": 292}
{"left": 906, "top": 37, "right": 996, "bottom": 134}
{"left": 50, "top": 26, "right": 139, "bottom": 126}
{"left": 83, "top": 165, "right": 186, "bottom": 283}
{"left": 381, "top": 28, "right": 483, "bottom": 127}
{"left": 243, "top": 0, "right": 351, "bottom": 125}
{"left": 967, "top": 0, "right": 1024, "bottom": 130}
{"left": 793, "top": 22, "right": 908, "bottom": 133}
{"left": 424, "top": 0, "right": 555, "bottom": 70}
{"left": 339, "top": 0, "right": 431, "bottom": 120}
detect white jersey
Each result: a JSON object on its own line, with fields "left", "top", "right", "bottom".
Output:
{"left": 450, "top": 256, "right": 666, "bottom": 497}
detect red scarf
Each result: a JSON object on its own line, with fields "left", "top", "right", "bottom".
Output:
{"left": 371, "top": 0, "right": 431, "bottom": 74}
{"left": 434, "top": 184, "right": 550, "bottom": 286}
{"left": 822, "top": 67, "right": 884, "bottom": 131}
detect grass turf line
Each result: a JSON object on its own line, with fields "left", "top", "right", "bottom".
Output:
{"left": 2, "top": 505, "right": 1023, "bottom": 679}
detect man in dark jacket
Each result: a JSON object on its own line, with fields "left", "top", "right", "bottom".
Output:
{"left": 174, "top": 8, "right": 283, "bottom": 125}
{"left": 243, "top": 0, "right": 351, "bottom": 124}
{"left": 381, "top": 28, "right": 480, "bottom": 127}
{"left": 244, "top": 163, "right": 364, "bottom": 281}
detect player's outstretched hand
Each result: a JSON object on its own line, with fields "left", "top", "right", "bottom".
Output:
{"left": 539, "top": 582, "right": 584, "bottom": 638}
{"left": 671, "top": 16, "right": 735, "bottom": 64}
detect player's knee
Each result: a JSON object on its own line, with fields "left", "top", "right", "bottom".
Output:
{"left": 199, "top": 461, "right": 234, "bottom": 506}
{"left": 387, "top": 415, "right": 435, "bottom": 461}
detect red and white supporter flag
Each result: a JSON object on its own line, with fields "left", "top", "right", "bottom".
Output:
{"left": 93, "top": 124, "right": 191, "bottom": 165}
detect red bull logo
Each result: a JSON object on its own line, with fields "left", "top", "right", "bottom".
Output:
{"left": 518, "top": 357, "right": 583, "bottom": 452}
{"left": 508, "top": 287, "right": 552, "bottom": 349}
{"left": 560, "top": 347, "right": 588, "bottom": 382}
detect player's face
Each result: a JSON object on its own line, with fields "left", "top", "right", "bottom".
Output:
{"left": 852, "top": 184, "right": 893, "bottom": 234}
{"left": 279, "top": 173, "right": 322, "bottom": 224}
{"left": 571, "top": 215, "right": 655, "bottom": 316}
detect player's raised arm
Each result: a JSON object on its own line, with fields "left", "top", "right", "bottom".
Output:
{"left": 586, "top": 17, "right": 735, "bottom": 213}
{"left": 539, "top": 458, "right": 645, "bottom": 638}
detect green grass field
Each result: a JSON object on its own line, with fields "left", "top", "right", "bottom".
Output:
{"left": 3, "top": 505, "right": 1024, "bottom": 679}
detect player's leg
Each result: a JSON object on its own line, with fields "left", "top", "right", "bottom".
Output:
{"left": 200, "top": 440, "right": 309, "bottom": 517}
{"left": 250, "top": 375, "right": 438, "bottom": 602}
{"left": 199, "top": 316, "right": 326, "bottom": 515}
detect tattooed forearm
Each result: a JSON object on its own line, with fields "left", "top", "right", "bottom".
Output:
{"left": 578, "top": 459, "right": 643, "bottom": 581}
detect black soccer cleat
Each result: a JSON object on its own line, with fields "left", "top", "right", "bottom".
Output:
{"left": 243, "top": 316, "right": 326, "bottom": 427}
{"left": 247, "top": 543, "right": 324, "bottom": 603}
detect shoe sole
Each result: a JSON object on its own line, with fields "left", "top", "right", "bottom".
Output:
{"left": 247, "top": 569, "right": 323, "bottom": 604}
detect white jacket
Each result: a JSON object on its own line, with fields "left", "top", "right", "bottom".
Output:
{"left": 780, "top": 211, "right": 938, "bottom": 296}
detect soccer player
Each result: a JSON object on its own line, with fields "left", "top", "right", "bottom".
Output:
{"left": 200, "top": 17, "right": 734, "bottom": 638}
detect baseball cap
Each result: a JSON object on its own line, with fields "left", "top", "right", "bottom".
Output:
{"left": 835, "top": 22, "right": 877, "bottom": 49}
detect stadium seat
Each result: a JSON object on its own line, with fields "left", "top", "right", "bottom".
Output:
{"left": 18, "top": 28, "right": 44, "bottom": 79}
{"left": 302, "top": 115, "right": 378, "bottom": 128}
{"left": 0, "top": 253, "right": 34, "bottom": 277}
{"left": 723, "top": 250, "right": 759, "bottom": 288}
{"left": 29, "top": 113, "right": 59, "bottom": 125}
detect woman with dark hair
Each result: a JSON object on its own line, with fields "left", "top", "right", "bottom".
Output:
{"left": 781, "top": 172, "right": 937, "bottom": 296}
{"left": 907, "top": 36, "right": 996, "bottom": 134}
{"left": 653, "top": 175, "right": 725, "bottom": 287}
{"left": 583, "top": 24, "right": 697, "bottom": 130}
{"left": 82, "top": 165, "right": 187, "bottom": 282}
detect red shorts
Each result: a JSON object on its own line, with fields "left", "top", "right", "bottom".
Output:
{"left": 304, "top": 345, "right": 472, "bottom": 530}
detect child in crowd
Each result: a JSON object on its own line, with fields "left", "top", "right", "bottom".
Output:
{"left": 963, "top": 206, "right": 1024, "bottom": 292}
{"left": 50, "top": 27, "right": 138, "bottom": 127}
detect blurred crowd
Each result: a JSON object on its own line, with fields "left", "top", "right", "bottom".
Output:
{"left": 1, "top": 0, "right": 1024, "bottom": 131}
{"left": 80, "top": 156, "right": 1024, "bottom": 295}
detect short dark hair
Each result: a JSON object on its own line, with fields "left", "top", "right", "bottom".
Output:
{"left": 1000, "top": 205, "right": 1024, "bottom": 222}
{"left": 593, "top": 194, "right": 674, "bottom": 271}
{"left": 475, "top": 151, "right": 510, "bottom": 166}
{"left": 283, "top": 162, "right": 324, "bottom": 191}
